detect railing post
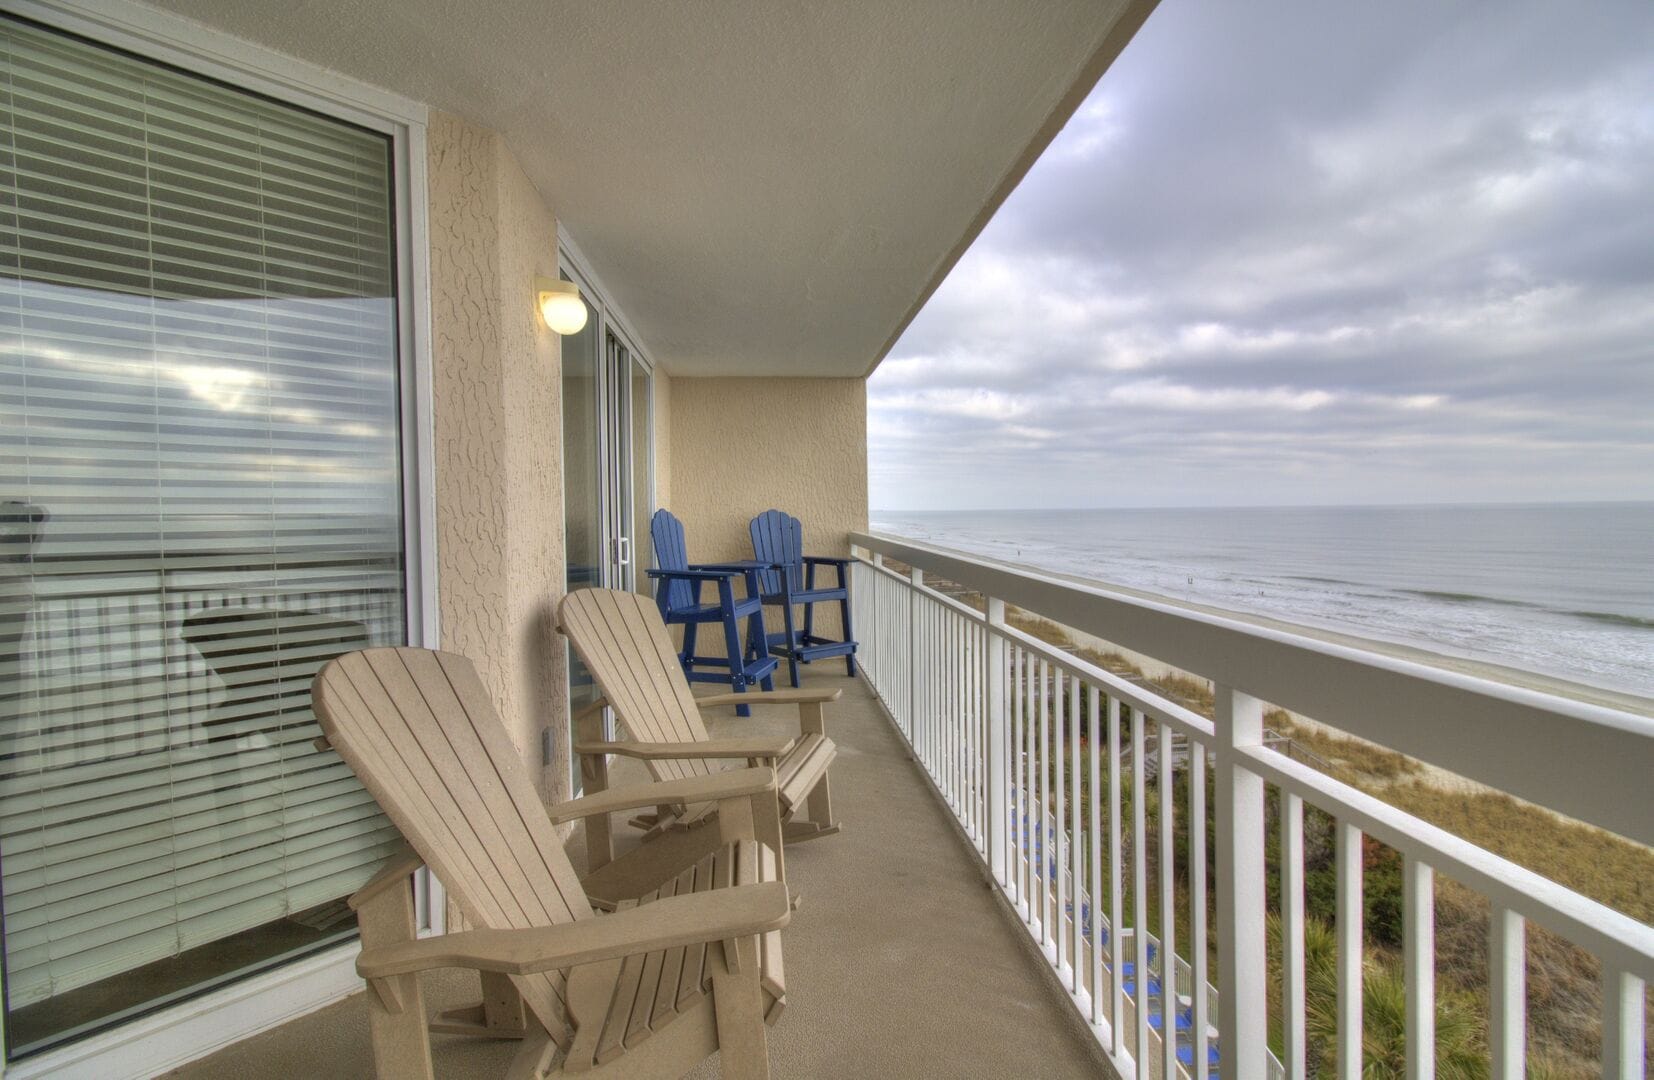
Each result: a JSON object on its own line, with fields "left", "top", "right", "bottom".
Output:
{"left": 908, "top": 565, "right": 923, "bottom": 749}
{"left": 1602, "top": 964, "right": 1646, "bottom": 1080}
{"left": 986, "top": 596, "right": 1007, "bottom": 885}
{"left": 1215, "top": 683, "right": 1267, "bottom": 1080}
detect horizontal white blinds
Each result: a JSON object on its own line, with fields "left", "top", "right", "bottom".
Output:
{"left": 0, "top": 15, "right": 407, "bottom": 1014}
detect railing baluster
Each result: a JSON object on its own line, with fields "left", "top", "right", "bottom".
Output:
{"left": 907, "top": 566, "right": 921, "bottom": 745}
{"left": 1012, "top": 645, "right": 1025, "bottom": 912}
{"left": 1282, "top": 792, "right": 1306, "bottom": 1079}
{"left": 1192, "top": 737, "right": 1210, "bottom": 1080}
{"left": 1336, "top": 819, "right": 1364, "bottom": 1080}
{"left": 1488, "top": 904, "right": 1524, "bottom": 1080}
{"left": 1069, "top": 673, "right": 1082, "bottom": 992}
{"left": 947, "top": 609, "right": 955, "bottom": 803}
{"left": 1011, "top": 643, "right": 1025, "bottom": 907}
{"left": 1159, "top": 718, "right": 1177, "bottom": 1080}
{"left": 1088, "top": 684, "right": 1104, "bottom": 1027}
{"left": 1071, "top": 674, "right": 1085, "bottom": 992}
{"left": 1132, "top": 704, "right": 1149, "bottom": 1069}
{"left": 925, "top": 600, "right": 935, "bottom": 771}
{"left": 1054, "top": 666, "right": 1067, "bottom": 968}
{"left": 1038, "top": 657, "right": 1052, "bottom": 948}
{"left": 1215, "top": 685, "right": 1266, "bottom": 1080}
{"left": 953, "top": 610, "right": 963, "bottom": 812}
{"left": 1601, "top": 965, "right": 1646, "bottom": 1080}
{"left": 976, "top": 621, "right": 984, "bottom": 839}
{"left": 1108, "top": 693, "right": 1124, "bottom": 1054}
{"left": 1404, "top": 855, "right": 1434, "bottom": 1080}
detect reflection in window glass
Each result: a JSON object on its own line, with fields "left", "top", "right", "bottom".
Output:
{"left": 0, "top": 15, "right": 406, "bottom": 1056}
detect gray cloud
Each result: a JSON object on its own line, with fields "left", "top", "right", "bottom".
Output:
{"left": 870, "top": 0, "right": 1654, "bottom": 509}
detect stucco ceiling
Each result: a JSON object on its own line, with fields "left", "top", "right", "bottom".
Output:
{"left": 140, "top": 0, "right": 1155, "bottom": 376}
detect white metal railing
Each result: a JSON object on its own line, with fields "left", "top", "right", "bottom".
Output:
{"left": 849, "top": 530, "right": 1653, "bottom": 1080}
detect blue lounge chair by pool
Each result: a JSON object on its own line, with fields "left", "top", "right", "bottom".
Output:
{"left": 1147, "top": 1001, "right": 1194, "bottom": 1034}
{"left": 749, "top": 509, "right": 857, "bottom": 685}
{"left": 647, "top": 509, "right": 778, "bottom": 716}
{"left": 1122, "top": 975, "right": 1162, "bottom": 999}
{"left": 1178, "top": 1042, "right": 1220, "bottom": 1078}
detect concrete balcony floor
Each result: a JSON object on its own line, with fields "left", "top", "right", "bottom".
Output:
{"left": 166, "top": 668, "right": 1105, "bottom": 1079}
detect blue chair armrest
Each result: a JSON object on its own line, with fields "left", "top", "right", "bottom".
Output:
{"left": 800, "top": 555, "right": 852, "bottom": 567}
{"left": 646, "top": 567, "right": 740, "bottom": 581}
{"left": 692, "top": 560, "right": 779, "bottom": 572}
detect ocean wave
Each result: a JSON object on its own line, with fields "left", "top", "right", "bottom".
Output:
{"left": 1399, "top": 589, "right": 1536, "bottom": 608}
{"left": 1568, "top": 610, "right": 1654, "bottom": 631}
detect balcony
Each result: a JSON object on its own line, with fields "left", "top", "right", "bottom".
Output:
{"left": 165, "top": 668, "right": 1108, "bottom": 1079}
{"left": 160, "top": 532, "right": 1652, "bottom": 1079}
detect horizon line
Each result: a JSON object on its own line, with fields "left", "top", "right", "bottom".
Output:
{"left": 870, "top": 497, "right": 1654, "bottom": 514}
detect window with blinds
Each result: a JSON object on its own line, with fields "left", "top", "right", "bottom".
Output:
{"left": 0, "top": 15, "right": 409, "bottom": 1054}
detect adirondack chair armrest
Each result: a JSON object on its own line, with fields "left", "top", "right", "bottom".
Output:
{"left": 357, "top": 877, "right": 791, "bottom": 980}
{"left": 347, "top": 842, "right": 424, "bottom": 912}
{"left": 544, "top": 767, "right": 776, "bottom": 826}
{"left": 800, "top": 555, "right": 852, "bottom": 567}
{"left": 573, "top": 737, "right": 796, "bottom": 761}
{"left": 694, "top": 688, "right": 843, "bottom": 708}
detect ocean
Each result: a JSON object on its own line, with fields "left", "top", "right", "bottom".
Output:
{"left": 869, "top": 503, "right": 1654, "bottom": 701}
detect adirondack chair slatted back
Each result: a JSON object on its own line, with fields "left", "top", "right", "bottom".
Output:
{"left": 749, "top": 509, "right": 803, "bottom": 596}
{"left": 311, "top": 648, "right": 588, "bottom": 1045}
{"left": 558, "top": 589, "right": 717, "bottom": 780}
{"left": 649, "top": 509, "right": 695, "bottom": 613}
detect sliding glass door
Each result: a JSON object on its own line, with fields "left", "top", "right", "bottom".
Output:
{"left": 560, "top": 266, "right": 652, "bottom": 784}
{"left": 0, "top": 14, "right": 410, "bottom": 1058}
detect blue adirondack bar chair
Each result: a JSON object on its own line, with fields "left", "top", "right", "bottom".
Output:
{"left": 647, "top": 509, "right": 778, "bottom": 715}
{"left": 748, "top": 509, "right": 857, "bottom": 687}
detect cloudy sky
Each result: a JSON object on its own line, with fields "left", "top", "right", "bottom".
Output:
{"left": 868, "top": 0, "right": 1654, "bottom": 510}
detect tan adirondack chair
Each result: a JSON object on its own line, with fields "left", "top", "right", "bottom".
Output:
{"left": 312, "top": 647, "right": 791, "bottom": 1079}
{"left": 557, "top": 589, "right": 840, "bottom": 903}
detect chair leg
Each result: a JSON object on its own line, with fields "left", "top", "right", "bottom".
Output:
{"left": 747, "top": 604, "right": 775, "bottom": 692}
{"left": 839, "top": 594, "right": 856, "bottom": 676}
{"left": 709, "top": 938, "right": 769, "bottom": 1080}
{"left": 799, "top": 701, "right": 836, "bottom": 830}
{"left": 355, "top": 878, "right": 435, "bottom": 1080}
{"left": 778, "top": 601, "right": 800, "bottom": 688}
{"left": 681, "top": 620, "right": 699, "bottom": 668}
{"left": 720, "top": 605, "right": 752, "bottom": 717}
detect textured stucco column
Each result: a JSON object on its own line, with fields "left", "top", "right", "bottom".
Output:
{"left": 427, "top": 111, "right": 568, "bottom": 804}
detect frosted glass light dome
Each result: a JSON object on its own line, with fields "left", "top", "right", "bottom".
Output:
{"left": 536, "top": 278, "right": 588, "bottom": 335}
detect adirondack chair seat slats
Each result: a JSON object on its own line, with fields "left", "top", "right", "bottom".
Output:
{"left": 589, "top": 842, "right": 786, "bottom": 1065}
{"left": 775, "top": 732, "right": 834, "bottom": 814}
{"left": 668, "top": 731, "right": 837, "bottom": 838}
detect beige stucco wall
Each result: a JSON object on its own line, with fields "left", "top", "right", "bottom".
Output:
{"left": 666, "top": 376, "right": 867, "bottom": 645}
{"left": 427, "top": 111, "right": 568, "bottom": 804}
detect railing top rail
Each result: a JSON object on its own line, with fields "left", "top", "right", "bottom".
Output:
{"left": 852, "top": 529, "right": 1654, "bottom": 846}
{"left": 994, "top": 620, "right": 1216, "bottom": 742}
{"left": 1244, "top": 745, "right": 1654, "bottom": 981}
{"left": 860, "top": 552, "right": 1215, "bottom": 739}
